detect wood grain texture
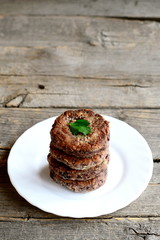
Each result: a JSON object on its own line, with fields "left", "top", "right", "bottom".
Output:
{"left": 152, "top": 163, "right": 160, "bottom": 184}
{"left": 0, "top": 15, "right": 160, "bottom": 47}
{"left": 0, "top": 217, "right": 160, "bottom": 240}
{"left": 0, "top": 17, "right": 160, "bottom": 77}
{"left": 0, "top": 0, "right": 160, "bottom": 18}
{"left": 0, "top": 108, "right": 159, "bottom": 159}
{"left": 0, "top": 149, "right": 9, "bottom": 167}
{"left": 0, "top": 76, "right": 160, "bottom": 108}
{"left": 0, "top": 44, "right": 159, "bottom": 77}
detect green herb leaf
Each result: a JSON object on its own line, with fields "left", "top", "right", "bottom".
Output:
{"left": 68, "top": 119, "right": 91, "bottom": 135}
{"left": 71, "top": 119, "right": 90, "bottom": 126}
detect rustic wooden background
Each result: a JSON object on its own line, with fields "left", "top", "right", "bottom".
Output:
{"left": 0, "top": 0, "right": 160, "bottom": 239}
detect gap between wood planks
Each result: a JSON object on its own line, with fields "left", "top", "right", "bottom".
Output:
{"left": 5, "top": 105, "right": 160, "bottom": 110}
{"left": 0, "top": 14, "right": 160, "bottom": 22}
{"left": 0, "top": 216, "right": 160, "bottom": 222}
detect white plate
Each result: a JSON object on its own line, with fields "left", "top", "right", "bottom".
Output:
{"left": 8, "top": 115, "right": 153, "bottom": 218}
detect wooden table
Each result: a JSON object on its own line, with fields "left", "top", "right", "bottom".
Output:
{"left": 0, "top": 1, "right": 160, "bottom": 239}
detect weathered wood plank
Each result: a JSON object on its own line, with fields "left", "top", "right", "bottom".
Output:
{"left": 0, "top": 15, "right": 160, "bottom": 47}
{"left": 0, "top": 17, "right": 160, "bottom": 77}
{"left": 0, "top": 76, "right": 160, "bottom": 108}
{"left": 0, "top": 0, "right": 160, "bottom": 18}
{"left": 0, "top": 108, "right": 159, "bottom": 159}
{"left": 0, "top": 149, "right": 9, "bottom": 167}
{"left": 151, "top": 163, "right": 160, "bottom": 184}
{"left": 0, "top": 45, "right": 160, "bottom": 77}
{"left": 0, "top": 217, "right": 160, "bottom": 240}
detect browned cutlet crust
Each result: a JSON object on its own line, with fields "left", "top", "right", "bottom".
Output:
{"left": 50, "top": 170, "right": 107, "bottom": 192}
{"left": 48, "top": 153, "right": 109, "bottom": 181}
{"left": 50, "top": 109, "right": 110, "bottom": 157}
{"left": 50, "top": 144, "right": 109, "bottom": 170}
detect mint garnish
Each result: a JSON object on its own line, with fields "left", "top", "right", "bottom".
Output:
{"left": 68, "top": 119, "right": 91, "bottom": 135}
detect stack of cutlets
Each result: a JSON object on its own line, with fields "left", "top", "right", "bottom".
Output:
{"left": 48, "top": 109, "right": 110, "bottom": 192}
